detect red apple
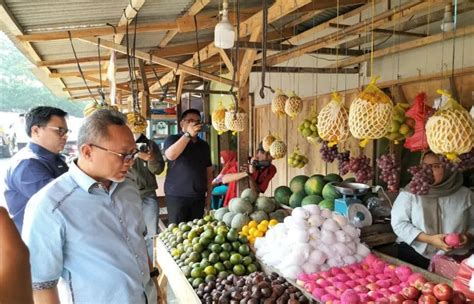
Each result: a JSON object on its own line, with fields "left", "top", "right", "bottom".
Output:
{"left": 421, "top": 282, "right": 436, "bottom": 295}
{"left": 389, "top": 293, "right": 407, "bottom": 304}
{"left": 402, "top": 286, "right": 421, "bottom": 300}
{"left": 411, "top": 276, "right": 428, "bottom": 290}
{"left": 451, "top": 291, "right": 467, "bottom": 304}
{"left": 389, "top": 285, "right": 403, "bottom": 294}
{"left": 433, "top": 283, "right": 453, "bottom": 301}
{"left": 438, "top": 302, "right": 449, "bottom": 304}
{"left": 417, "top": 294, "right": 437, "bottom": 304}
{"left": 402, "top": 301, "right": 417, "bottom": 304}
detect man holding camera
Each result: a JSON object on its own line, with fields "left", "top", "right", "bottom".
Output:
{"left": 221, "top": 143, "right": 277, "bottom": 195}
{"left": 129, "top": 126, "right": 165, "bottom": 257}
{"left": 164, "top": 109, "right": 213, "bottom": 224}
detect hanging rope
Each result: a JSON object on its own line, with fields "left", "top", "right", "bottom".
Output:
{"left": 97, "top": 38, "right": 106, "bottom": 104}
{"left": 229, "top": 0, "right": 240, "bottom": 109}
{"left": 370, "top": 0, "right": 375, "bottom": 78}
{"left": 68, "top": 31, "right": 98, "bottom": 103}
{"left": 259, "top": 0, "right": 269, "bottom": 99}
{"left": 335, "top": 0, "right": 340, "bottom": 92}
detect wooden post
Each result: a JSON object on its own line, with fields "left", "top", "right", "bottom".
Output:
{"left": 138, "top": 60, "right": 150, "bottom": 119}
{"left": 237, "top": 81, "right": 250, "bottom": 194}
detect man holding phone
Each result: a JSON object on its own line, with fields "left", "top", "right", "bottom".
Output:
{"left": 164, "top": 109, "right": 213, "bottom": 224}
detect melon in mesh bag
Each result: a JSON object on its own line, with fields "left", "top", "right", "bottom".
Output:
{"left": 317, "top": 92, "right": 349, "bottom": 147}
{"left": 212, "top": 101, "right": 228, "bottom": 135}
{"left": 271, "top": 89, "right": 288, "bottom": 117}
{"left": 225, "top": 107, "right": 247, "bottom": 135}
{"left": 269, "top": 139, "right": 287, "bottom": 159}
{"left": 349, "top": 77, "right": 393, "bottom": 147}
{"left": 285, "top": 91, "right": 303, "bottom": 119}
{"left": 262, "top": 133, "right": 276, "bottom": 152}
{"left": 426, "top": 90, "right": 474, "bottom": 161}
{"left": 127, "top": 111, "right": 148, "bottom": 133}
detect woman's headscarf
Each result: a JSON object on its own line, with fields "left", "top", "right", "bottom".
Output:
{"left": 219, "top": 150, "right": 237, "bottom": 175}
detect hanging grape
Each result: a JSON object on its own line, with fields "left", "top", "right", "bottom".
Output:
{"left": 376, "top": 154, "right": 401, "bottom": 192}
{"left": 407, "top": 164, "right": 434, "bottom": 195}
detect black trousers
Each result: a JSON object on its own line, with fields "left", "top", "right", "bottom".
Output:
{"left": 166, "top": 195, "right": 205, "bottom": 224}
{"left": 396, "top": 242, "right": 431, "bottom": 269}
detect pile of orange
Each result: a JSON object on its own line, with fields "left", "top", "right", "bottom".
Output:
{"left": 239, "top": 219, "right": 279, "bottom": 245}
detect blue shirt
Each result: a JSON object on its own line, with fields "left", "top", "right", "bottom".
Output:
{"left": 163, "top": 134, "right": 212, "bottom": 198}
{"left": 4, "top": 142, "right": 68, "bottom": 232}
{"left": 22, "top": 161, "right": 157, "bottom": 304}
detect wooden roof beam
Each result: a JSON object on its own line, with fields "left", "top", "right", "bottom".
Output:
{"left": 328, "top": 23, "right": 427, "bottom": 38}
{"left": 239, "top": 41, "right": 367, "bottom": 56}
{"left": 251, "top": 66, "right": 359, "bottom": 74}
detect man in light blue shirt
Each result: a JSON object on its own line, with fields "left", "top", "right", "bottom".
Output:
{"left": 22, "top": 109, "right": 158, "bottom": 304}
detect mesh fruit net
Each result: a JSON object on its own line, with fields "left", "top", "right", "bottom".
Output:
{"left": 285, "top": 92, "right": 303, "bottom": 119}
{"left": 225, "top": 107, "right": 247, "bottom": 135}
{"left": 212, "top": 101, "right": 228, "bottom": 135}
{"left": 127, "top": 111, "right": 148, "bottom": 133}
{"left": 271, "top": 89, "right": 288, "bottom": 117}
{"left": 317, "top": 92, "right": 350, "bottom": 147}
{"left": 270, "top": 139, "right": 287, "bottom": 159}
{"left": 262, "top": 133, "right": 276, "bottom": 152}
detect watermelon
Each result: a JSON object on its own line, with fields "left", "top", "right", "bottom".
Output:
{"left": 223, "top": 212, "right": 237, "bottom": 227}
{"left": 255, "top": 196, "right": 276, "bottom": 213}
{"left": 241, "top": 188, "right": 258, "bottom": 204}
{"left": 231, "top": 213, "right": 250, "bottom": 230}
{"left": 214, "top": 207, "right": 229, "bottom": 221}
{"left": 304, "top": 175, "right": 326, "bottom": 195}
{"left": 229, "top": 198, "right": 253, "bottom": 214}
{"left": 269, "top": 209, "right": 287, "bottom": 223}
{"left": 290, "top": 175, "right": 309, "bottom": 193}
{"left": 301, "top": 195, "right": 323, "bottom": 206}
{"left": 250, "top": 210, "right": 269, "bottom": 223}
{"left": 289, "top": 191, "right": 306, "bottom": 208}
{"left": 318, "top": 199, "right": 334, "bottom": 210}
{"left": 324, "top": 173, "right": 343, "bottom": 183}
{"left": 322, "top": 183, "right": 341, "bottom": 201}
{"left": 274, "top": 186, "right": 292, "bottom": 206}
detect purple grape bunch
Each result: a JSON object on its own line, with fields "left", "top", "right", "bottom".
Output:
{"left": 336, "top": 151, "right": 350, "bottom": 175}
{"left": 440, "top": 150, "right": 474, "bottom": 172}
{"left": 344, "top": 155, "right": 373, "bottom": 184}
{"left": 319, "top": 140, "right": 339, "bottom": 163}
{"left": 407, "top": 164, "right": 434, "bottom": 195}
{"left": 376, "top": 154, "right": 401, "bottom": 192}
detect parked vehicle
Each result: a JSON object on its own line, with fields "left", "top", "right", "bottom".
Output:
{"left": 0, "top": 127, "right": 14, "bottom": 158}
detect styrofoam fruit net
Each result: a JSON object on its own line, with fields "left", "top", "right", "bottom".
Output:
{"left": 285, "top": 91, "right": 303, "bottom": 119}
{"left": 225, "top": 107, "right": 247, "bottom": 135}
{"left": 262, "top": 133, "right": 276, "bottom": 152}
{"left": 270, "top": 139, "right": 287, "bottom": 159}
{"left": 317, "top": 92, "right": 350, "bottom": 147}
{"left": 349, "top": 77, "right": 393, "bottom": 147}
{"left": 271, "top": 89, "right": 288, "bottom": 117}
{"left": 426, "top": 90, "right": 474, "bottom": 161}
{"left": 127, "top": 111, "right": 148, "bottom": 133}
{"left": 212, "top": 101, "right": 228, "bottom": 135}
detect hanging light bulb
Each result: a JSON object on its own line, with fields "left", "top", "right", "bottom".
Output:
{"left": 214, "top": 0, "right": 235, "bottom": 49}
{"left": 440, "top": 4, "right": 455, "bottom": 32}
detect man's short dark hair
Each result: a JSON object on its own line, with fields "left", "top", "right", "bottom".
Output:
{"left": 256, "top": 141, "right": 265, "bottom": 153}
{"left": 25, "top": 106, "right": 68, "bottom": 137}
{"left": 181, "top": 109, "right": 201, "bottom": 120}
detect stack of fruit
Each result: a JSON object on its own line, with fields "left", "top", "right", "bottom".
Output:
{"left": 297, "top": 253, "right": 467, "bottom": 303}
{"left": 297, "top": 113, "right": 319, "bottom": 143}
{"left": 288, "top": 148, "right": 309, "bottom": 169}
{"left": 274, "top": 174, "right": 344, "bottom": 211}
{"left": 239, "top": 219, "right": 279, "bottom": 245}
{"left": 158, "top": 217, "right": 260, "bottom": 288}
{"left": 213, "top": 188, "right": 288, "bottom": 231}
{"left": 385, "top": 103, "right": 415, "bottom": 143}
{"left": 196, "top": 272, "right": 311, "bottom": 304}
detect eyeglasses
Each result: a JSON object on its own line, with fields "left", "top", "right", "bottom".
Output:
{"left": 426, "top": 163, "right": 444, "bottom": 170}
{"left": 46, "top": 126, "right": 71, "bottom": 137}
{"left": 90, "top": 144, "right": 138, "bottom": 163}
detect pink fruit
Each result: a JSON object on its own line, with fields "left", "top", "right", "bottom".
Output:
{"left": 408, "top": 273, "right": 427, "bottom": 290}
{"left": 321, "top": 271, "right": 332, "bottom": 279}
{"left": 364, "top": 253, "right": 379, "bottom": 265}
{"left": 402, "top": 286, "right": 421, "bottom": 300}
{"left": 321, "top": 294, "right": 337, "bottom": 302}
{"left": 366, "top": 275, "right": 377, "bottom": 283}
{"left": 327, "top": 277, "right": 338, "bottom": 284}
{"left": 331, "top": 267, "right": 344, "bottom": 276}
{"left": 336, "top": 274, "right": 350, "bottom": 282}
{"left": 389, "top": 285, "right": 402, "bottom": 294}
{"left": 304, "top": 282, "right": 317, "bottom": 293}
{"left": 359, "top": 293, "right": 371, "bottom": 302}
{"left": 341, "top": 290, "right": 360, "bottom": 304}
{"left": 367, "top": 283, "right": 380, "bottom": 291}
{"left": 311, "top": 287, "right": 326, "bottom": 300}
{"left": 433, "top": 283, "right": 454, "bottom": 301}
{"left": 376, "top": 279, "right": 391, "bottom": 288}
{"left": 342, "top": 266, "right": 353, "bottom": 274}
{"left": 297, "top": 273, "right": 310, "bottom": 281}
{"left": 355, "top": 269, "right": 367, "bottom": 278}
{"left": 345, "top": 280, "right": 358, "bottom": 289}
{"left": 376, "top": 273, "right": 387, "bottom": 280}
{"left": 368, "top": 290, "right": 383, "bottom": 300}
{"left": 395, "top": 265, "right": 413, "bottom": 282}
{"left": 389, "top": 293, "right": 407, "bottom": 304}
{"left": 391, "top": 277, "right": 401, "bottom": 285}
{"left": 350, "top": 264, "right": 362, "bottom": 272}
{"left": 335, "top": 281, "right": 349, "bottom": 291}
{"left": 444, "top": 233, "right": 461, "bottom": 248}
{"left": 402, "top": 301, "right": 417, "bottom": 304}
{"left": 357, "top": 278, "right": 369, "bottom": 285}
{"left": 354, "top": 285, "right": 369, "bottom": 293}
{"left": 325, "top": 286, "right": 339, "bottom": 296}
{"left": 375, "top": 299, "right": 389, "bottom": 304}
{"left": 316, "top": 278, "right": 331, "bottom": 288}
{"left": 373, "top": 261, "right": 386, "bottom": 273}
{"left": 308, "top": 273, "right": 320, "bottom": 280}
{"left": 384, "top": 264, "right": 396, "bottom": 274}
{"left": 348, "top": 273, "right": 359, "bottom": 281}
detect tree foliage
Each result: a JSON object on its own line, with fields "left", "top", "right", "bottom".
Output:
{"left": 0, "top": 32, "right": 84, "bottom": 117}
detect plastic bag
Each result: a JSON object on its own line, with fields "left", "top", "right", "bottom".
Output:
{"left": 349, "top": 77, "right": 393, "bottom": 147}
{"left": 453, "top": 254, "right": 474, "bottom": 300}
{"left": 317, "top": 92, "right": 349, "bottom": 147}
{"left": 404, "top": 92, "right": 435, "bottom": 152}
{"left": 429, "top": 254, "right": 461, "bottom": 281}
{"left": 426, "top": 90, "right": 474, "bottom": 161}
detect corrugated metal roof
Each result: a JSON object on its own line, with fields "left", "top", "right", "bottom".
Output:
{"left": 299, "top": 5, "right": 363, "bottom": 32}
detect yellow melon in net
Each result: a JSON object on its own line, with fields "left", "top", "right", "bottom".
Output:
{"left": 262, "top": 134, "right": 276, "bottom": 152}
{"left": 317, "top": 92, "right": 349, "bottom": 146}
{"left": 212, "top": 102, "right": 228, "bottom": 134}
{"left": 426, "top": 90, "right": 474, "bottom": 160}
{"left": 269, "top": 139, "right": 287, "bottom": 159}
{"left": 127, "top": 111, "right": 148, "bottom": 133}
{"left": 272, "top": 89, "right": 288, "bottom": 117}
{"left": 285, "top": 92, "right": 303, "bottom": 119}
{"left": 225, "top": 107, "right": 247, "bottom": 134}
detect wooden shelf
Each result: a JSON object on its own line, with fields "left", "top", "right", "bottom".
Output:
{"left": 151, "top": 114, "right": 177, "bottom": 121}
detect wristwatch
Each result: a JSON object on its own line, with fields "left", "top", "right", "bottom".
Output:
{"left": 184, "top": 131, "right": 192, "bottom": 138}
{"left": 150, "top": 267, "right": 160, "bottom": 278}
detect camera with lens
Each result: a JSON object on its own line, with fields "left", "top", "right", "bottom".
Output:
{"left": 136, "top": 142, "right": 148, "bottom": 153}
{"left": 251, "top": 160, "right": 271, "bottom": 170}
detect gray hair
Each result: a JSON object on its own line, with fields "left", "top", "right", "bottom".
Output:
{"left": 77, "top": 109, "right": 127, "bottom": 148}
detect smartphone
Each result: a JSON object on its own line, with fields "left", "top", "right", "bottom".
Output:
{"left": 198, "top": 123, "right": 211, "bottom": 132}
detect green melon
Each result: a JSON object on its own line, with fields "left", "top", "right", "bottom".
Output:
{"left": 240, "top": 188, "right": 258, "bottom": 204}
{"left": 304, "top": 175, "right": 326, "bottom": 195}
{"left": 255, "top": 196, "right": 276, "bottom": 213}
{"left": 322, "top": 183, "right": 341, "bottom": 201}
{"left": 214, "top": 207, "right": 229, "bottom": 221}
{"left": 231, "top": 213, "right": 250, "bottom": 231}
{"left": 318, "top": 199, "right": 334, "bottom": 211}
{"left": 344, "top": 177, "right": 356, "bottom": 183}
{"left": 290, "top": 175, "right": 309, "bottom": 194}
{"left": 229, "top": 198, "right": 253, "bottom": 214}
{"left": 222, "top": 212, "right": 237, "bottom": 227}
{"left": 324, "top": 173, "right": 343, "bottom": 183}
{"left": 289, "top": 191, "right": 306, "bottom": 208}
{"left": 301, "top": 195, "right": 324, "bottom": 206}
{"left": 250, "top": 210, "right": 269, "bottom": 223}
{"left": 269, "top": 209, "right": 287, "bottom": 223}
{"left": 274, "top": 186, "right": 292, "bottom": 206}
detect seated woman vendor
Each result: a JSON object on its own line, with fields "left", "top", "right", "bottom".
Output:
{"left": 391, "top": 151, "right": 474, "bottom": 269}
{"left": 211, "top": 150, "right": 238, "bottom": 209}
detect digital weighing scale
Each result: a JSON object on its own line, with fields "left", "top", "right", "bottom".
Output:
{"left": 333, "top": 182, "right": 373, "bottom": 227}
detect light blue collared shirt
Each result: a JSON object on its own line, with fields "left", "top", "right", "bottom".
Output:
{"left": 22, "top": 161, "right": 157, "bottom": 304}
